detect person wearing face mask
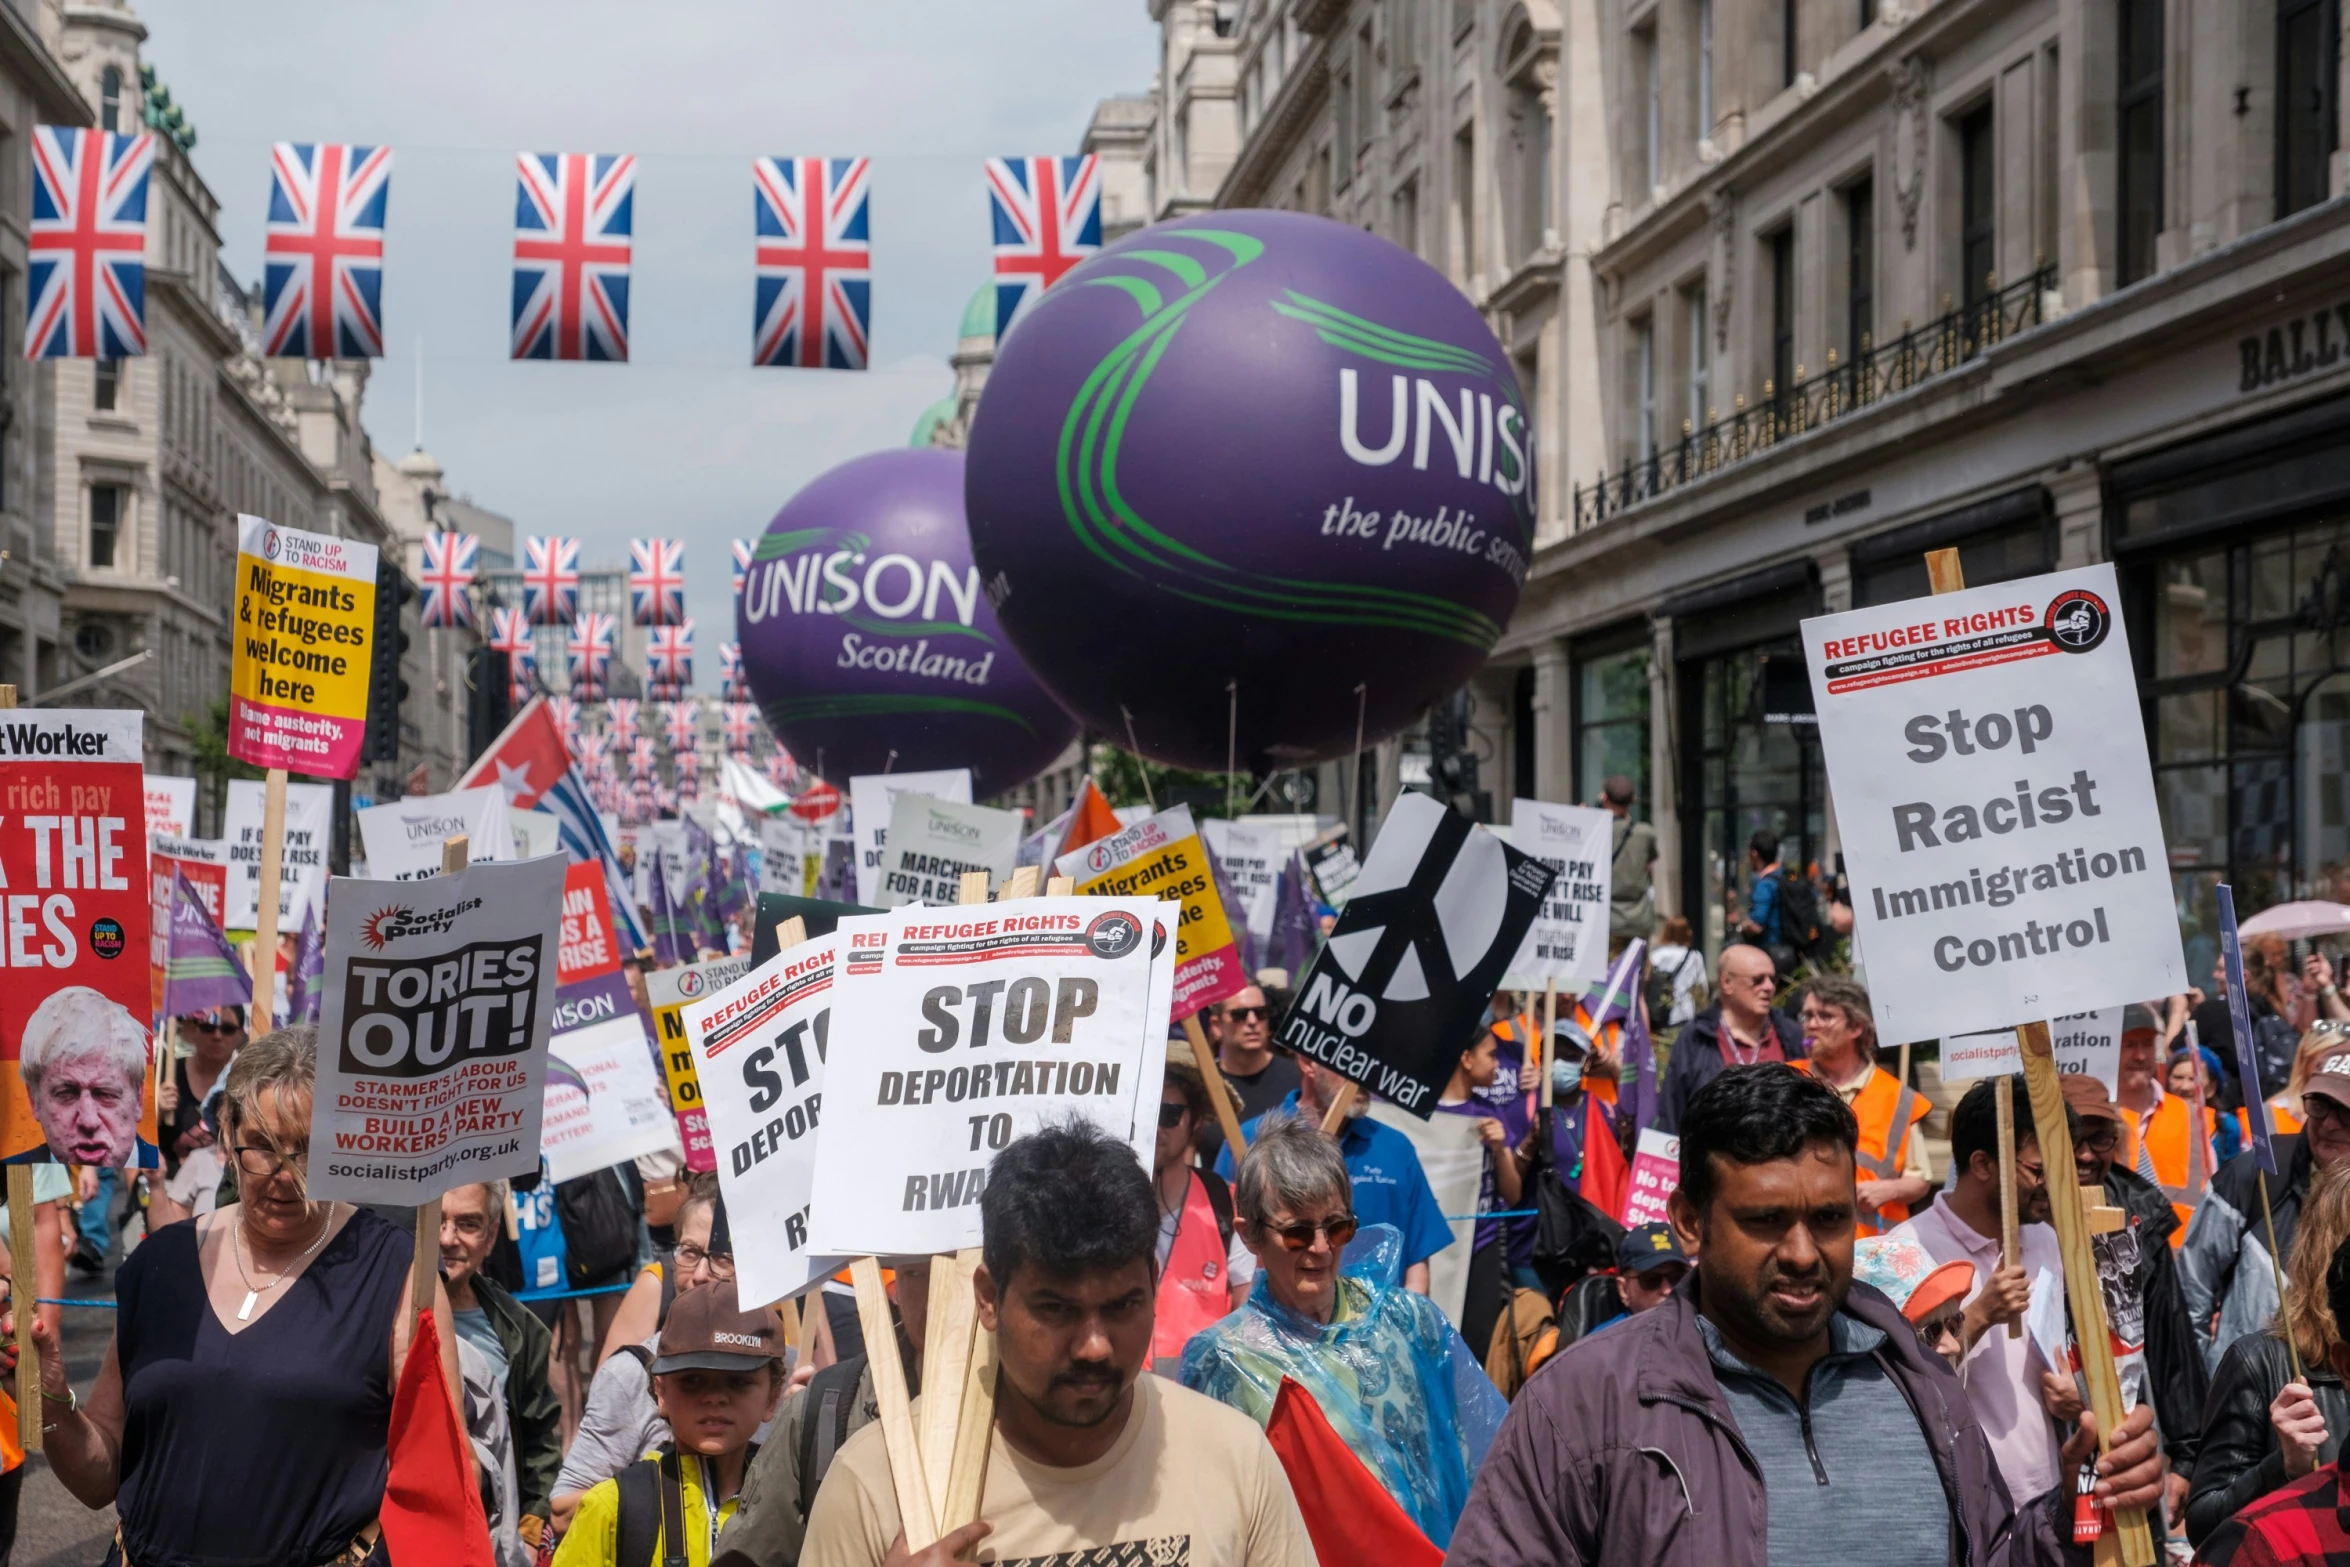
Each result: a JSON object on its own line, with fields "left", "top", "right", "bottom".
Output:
{"left": 1538, "top": 1018, "right": 1629, "bottom": 1223}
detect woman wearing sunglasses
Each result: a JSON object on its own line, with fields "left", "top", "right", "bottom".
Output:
{"left": 1180, "top": 1116, "right": 1509, "bottom": 1551}
{"left": 150, "top": 1004, "right": 247, "bottom": 1229}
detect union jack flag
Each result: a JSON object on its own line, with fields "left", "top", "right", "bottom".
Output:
{"left": 511, "top": 675, "right": 537, "bottom": 708}
{"left": 512, "top": 153, "right": 634, "bottom": 362}
{"left": 417, "top": 531, "right": 478, "bottom": 629}
{"left": 987, "top": 155, "right": 1099, "bottom": 333}
{"left": 722, "top": 702, "right": 758, "bottom": 754}
{"left": 549, "top": 697, "right": 580, "bottom": 757}
{"left": 262, "top": 142, "right": 392, "bottom": 359}
{"left": 630, "top": 736, "right": 656, "bottom": 782}
{"left": 27, "top": 128, "right": 153, "bottom": 360}
{"left": 521, "top": 535, "right": 581, "bottom": 625}
{"left": 753, "top": 157, "right": 872, "bottom": 370}
{"left": 567, "top": 612, "right": 615, "bottom": 692}
{"left": 718, "top": 641, "right": 745, "bottom": 701}
{"left": 731, "top": 539, "right": 753, "bottom": 597}
{"left": 645, "top": 678, "right": 685, "bottom": 703}
{"left": 607, "top": 697, "right": 640, "bottom": 746}
{"left": 489, "top": 605, "right": 535, "bottom": 661}
{"left": 628, "top": 537, "right": 685, "bottom": 626}
{"left": 648, "top": 620, "right": 695, "bottom": 686}
{"left": 767, "top": 749, "right": 800, "bottom": 791}
{"left": 664, "top": 702, "right": 699, "bottom": 752}
{"left": 674, "top": 749, "right": 702, "bottom": 784}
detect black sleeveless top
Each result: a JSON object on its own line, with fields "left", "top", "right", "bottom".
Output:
{"left": 114, "top": 1207, "right": 410, "bottom": 1567}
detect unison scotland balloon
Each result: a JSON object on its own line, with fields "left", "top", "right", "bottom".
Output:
{"left": 963, "top": 209, "right": 1532, "bottom": 774}
{"left": 735, "top": 448, "right": 1079, "bottom": 792}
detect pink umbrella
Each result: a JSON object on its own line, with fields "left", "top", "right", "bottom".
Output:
{"left": 2238, "top": 900, "right": 2350, "bottom": 940}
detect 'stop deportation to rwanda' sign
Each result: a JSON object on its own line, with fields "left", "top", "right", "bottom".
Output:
{"left": 1802, "top": 563, "right": 2183, "bottom": 1045}
{"left": 229, "top": 514, "right": 377, "bottom": 781}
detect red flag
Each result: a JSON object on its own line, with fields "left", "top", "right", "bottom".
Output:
{"left": 1582, "top": 1103, "right": 1631, "bottom": 1221}
{"left": 380, "top": 1309, "right": 493, "bottom": 1567}
{"left": 456, "top": 695, "right": 574, "bottom": 809}
{"left": 1055, "top": 777, "right": 1123, "bottom": 864}
{"left": 1262, "top": 1376, "right": 1442, "bottom": 1567}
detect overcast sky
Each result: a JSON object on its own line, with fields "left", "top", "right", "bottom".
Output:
{"left": 138, "top": 0, "right": 1157, "bottom": 667}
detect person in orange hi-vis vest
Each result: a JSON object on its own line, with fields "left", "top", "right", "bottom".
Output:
{"left": 1793, "top": 974, "right": 1930, "bottom": 1237}
{"left": 2265, "top": 1026, "right": 2350, "bottom": 1139}
{"left": 2114, "top": 1004, "right": 2219, "bottom": 1246}
{"left": 1149, "top": 1046, "right": 1249, "bottom": 1374}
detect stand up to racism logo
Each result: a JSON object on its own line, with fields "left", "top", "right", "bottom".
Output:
{"left": 965, "top": 209, "right": 1534, "bottom": 772}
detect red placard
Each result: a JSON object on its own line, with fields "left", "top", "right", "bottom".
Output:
{"left": 556, "top": 859, "right": 621, "bottom": 986}
{"left": 148, "top": 837, "right": 228, "bottom": 1021}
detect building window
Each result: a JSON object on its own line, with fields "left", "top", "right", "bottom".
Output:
{"left": 1355, "top": 23, "right": 1375, "bottom": 159}
{"left": 1335, "top": 64, "right": 1355, "bottom": 189}
{"left": 1642, "top": 25, "right": 1661, "bottom": 190}
{"left": 1634, "top": 316, "right": 1657, "bottom": 461}
{"left": 1695, "top": 0, "right": 1713, "bottom": 146}
{"left": 1576, "top": 644, "right": 1651, "bottom": 819}
{"left": 99, "top": 67, "right": 120, "bottom": 134}
{"left": 1845, "top": 178, "right": 1875, "bottom": 359}
{"left": 1451, "top": 125, "right": 1476, "bottom": 281}
{"left": 1768, "top": 228, "right": 1794, "bottom": 402}
{"left": 1689, "top": 639, "right": 1823, "bottom": 958}
{"left": 1392, "top": 177, "right": 1420, "bottom": 255}
{"left": 94, "top": 359, "right": 119, "bottom": 411}
{"left": 89, "top": 484, "right": 122, "bottom": 569}
{"left": 1685, "top": 285, "right": 1710, "bottom": 427}
{"left": 1860, "top": 0, "right": 1877, "bottom": 24}
{"left": 1959, "top": 104, "right": 1996, "bottom": 308}
{"left": 1782, "top": 0, "right": 1798, "bottom": 87}
{"left": 2118, "top": 0, "right": 2164, "bottom": 285}
{"left": 2278, "top": 0, "right": 2340, "bottom": 219}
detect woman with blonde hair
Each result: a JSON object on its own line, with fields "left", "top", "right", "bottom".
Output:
{"left": 2185, "top": 1155, "right": 2350, "bottom": 1546}
{"left": 2261, "top": 1022, "right": 2350, "bottom": 1138}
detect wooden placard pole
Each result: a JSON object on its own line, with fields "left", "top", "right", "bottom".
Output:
{"left": 1539, "top": 978, "right": 1558, "bottom": 1112}
{"left": 2018, "top": 1021, "right": 2157, "bottom": 1566}
{"left": 0, "top": 686, "right": 31, "bottom": 1455}
{"left": 850, "top": 1254, "right": 937, "bottom": 1547}
{"left": 1926, "top": 548, "right": 2023, "bottom": 1332}
{"left": 249, "top": 767, "right": 291, "bottom": 1028}
{"left": 769, "top": 911, "right": 812, "bottom": 1368}
{"left": 411, "top": 834, "right": 471, "bottom": 1324}
{"left": 1319, "top": 1082, "right": 1358, "bottom": 1133}
{"left": 1182, "top": 1013, "right": 1248, "bottom": 1160}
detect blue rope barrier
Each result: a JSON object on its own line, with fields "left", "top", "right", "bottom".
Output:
{"left": 33, "top": 1280, "right": 635, "bottom": 1310}
{"left": 36, "top": 1298, "right": 114, "bottom": 1308}
{"left": 1441, "top": 1209, "right": 1540, "bottom": 1222}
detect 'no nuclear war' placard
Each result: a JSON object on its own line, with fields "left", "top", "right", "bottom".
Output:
{"left": 810, "top": 896, "right": 1170, "bottom": 1258}
{"left": 229, "top": 515, "right": 377, "bottom": 780}
{"left": 1803, "top": 563, "right": 2184, "bottom": 1046}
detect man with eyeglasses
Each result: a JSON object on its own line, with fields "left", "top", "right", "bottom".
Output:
{"left": 2061, "top": 1072, "right": 2208, "bottom": 1523}
{"left": 2113, "top": 1003, "right": 2222, "bottom": 1245}
{"left": 441, "top": 1179, "right": 562, "bottom": 1556}
{"left": 2182, "top": 1046, "right": 2350, "bottom": 1374}
{"left": 1656, "top": 941, "right": 1804, "bottom": 1135}
{"left": 1196, "top": 985, "right": 1297, "bottom": 1166}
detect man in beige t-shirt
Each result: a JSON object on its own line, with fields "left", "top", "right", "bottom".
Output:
{"left": 799, "top": 1123, "right": 1313, "bottom": 1567}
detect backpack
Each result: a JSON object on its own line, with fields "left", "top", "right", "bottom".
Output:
{"left": 1194, "top": 1167, "right": 1237, "bottom": 1256}
{"left": 794, "top": 1355, "right": 871, "bottom": 1523}
{"left": 1483, "top": 1287, "right": 1559, "bottom": 1398}
{"left": 555, "top": 1167, "right": 639, "bottom": 1288}
{"left": 1775, "top": 868, "right": 1826, "bottom": 955}
{"left": 614, "top": 1439, "right": 759, "bottom": 1567}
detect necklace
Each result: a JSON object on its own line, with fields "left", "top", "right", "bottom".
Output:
{"left": 228, "top": 1207, "right": 334, "bottom": 1321}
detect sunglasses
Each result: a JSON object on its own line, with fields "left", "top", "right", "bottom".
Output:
{"left": 185, "top": 1018, "right": 239, "bottom": 1035}
{"left": 1158, "top": 1102, "right": 1189, "bottom": 1129}
{"left": 1224, "top": 1006, "right": 1270, "bottom": 1022}
{"left": 1256, "top": 1214, "right": 1358, "bottom": 1252}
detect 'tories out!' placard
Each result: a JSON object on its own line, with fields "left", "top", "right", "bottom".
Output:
{"left": 229, "top": 514, "right": 377, "bottom": 780}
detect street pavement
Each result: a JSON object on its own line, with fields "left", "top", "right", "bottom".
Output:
{"left": 13, "top": 1218, "right": 127, "bottom": 1567}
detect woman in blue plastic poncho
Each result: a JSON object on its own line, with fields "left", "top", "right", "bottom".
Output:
{"left": 1180, "top": 1113, "right": 1508, "bottom": 1549}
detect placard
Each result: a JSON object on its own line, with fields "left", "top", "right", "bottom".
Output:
{"left": 1622, "top": 1128, "right": 1681, "bottom": 1228}
{"left": 229, "top": 513, "right": 378, "bottom": 779}
{"left": 0, "top": 711, "right": 157, "bottom": 1167}
{"left": 1058, "top": 804, "right": 1247, "bottom": 1018}
{"left": 681, "top": 936, "right": 845, "bottom": 1307}
{"left": 307, "top": 855, "right": 565, "bottom": 1203}
{"left": 556, "top": 860, "right": 622, "bottom": 985}
{"left": 1503, "top": 800, "right": 1614, "bottom": 990}
{"left": 1941, "top": 1007, "right": 2125, "bottom": 1089}
{"left": 1302, "top": 828, "right": 1360, "bottom": 908}
{"left": 1803, "top": 564, "right": 2184, "bottom": 1044}
{"left": 223, "top": 778, "right": 332, "bottom": 931}
{"left": 1275, "top": 794, "right": 1555, "bottom": 1117}
{"left": 356, "top": 787, "right": 516, "bottom": 882}
{"left": 1202, "top": 816, "right": 1322, "bottom": 949}
{"left": 809, "top": 897, "right": 1167, "bottom": 1256}
{"left": 758, "top": 815, "right": 809, "bottom": 898}
{"left": 878, "top": 794, "right": 1022, "bottom": 907}
{"left": 645, "top": 954, "right": 750, "bottom": 1174}
{"left": 143, "top": 775, "right": 196, "bottom": 841}
{"left": 151, "top": 835, "right": 227, "bottom": 1020}
{"left": 541, "top": 1012, "right": 680, "bottom": 1185}
{"left": 849, "top": 768, "right": 970, "bottom": 905}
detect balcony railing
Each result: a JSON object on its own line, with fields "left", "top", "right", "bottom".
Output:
{"left": 1572, "top": 267, "right": 2055, "bottom": 529}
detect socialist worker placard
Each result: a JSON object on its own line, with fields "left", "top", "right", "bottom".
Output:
{"left": 229, "top": 514, "right": 377, "bottom": 780}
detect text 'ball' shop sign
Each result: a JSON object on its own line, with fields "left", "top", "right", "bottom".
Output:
{"left": 682, "top": 934, "right": 844, "bottom": 1308}
{"left": 647, "top": 954, "right": 749, "bottom": 1174}
{"left": 307, "top": 855, "right": 565, "bottom": 1205}
{"left": 1803, "top": 564, "right": 2184, "bottom": 1045}
{"left": 1059, "top": 804, "right": 1248, "bottom": 1020}
{"left": 809, "top": 897, "right": 1170, "bottom": 1258}
{"left": 229, "top": 515, "right": 378, "bottom": 780}
{"left": 0, "top": 711, "right": 157, "bottom": 1168}
{"left": 1278, "top": 793, "right": 1556, "bottom": 1117}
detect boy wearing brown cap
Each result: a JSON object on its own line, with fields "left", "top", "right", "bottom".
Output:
{"left": 554, "top": 1281, "right": 786, "bottom": 1567}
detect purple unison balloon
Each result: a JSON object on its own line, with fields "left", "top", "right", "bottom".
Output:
{"left": 735, "top": 448, "right": 1079, "bottom": 792}
{"left": 965, "top": 209, "right": 1532, "bottom": 773}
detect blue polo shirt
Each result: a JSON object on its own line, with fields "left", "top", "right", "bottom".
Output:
{"left": 1213, "top": 1092, "right": 1454, "bottom": 1270}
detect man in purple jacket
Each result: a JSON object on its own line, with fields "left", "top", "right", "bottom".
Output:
{"left": 1448, "top": 1064, "right": 2166, "bottom": 1567}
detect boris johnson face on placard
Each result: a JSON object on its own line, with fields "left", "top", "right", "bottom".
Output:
{"left": 21, "top": 987, "right": 147, "bottom": 1167}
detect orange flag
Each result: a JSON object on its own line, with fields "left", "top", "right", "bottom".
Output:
{"left": 1263, "top": 1376, "right": 1443, "bottom": 1567}
{"left": 381, "top": 1309, "right": 493, "bottom": 1567}
{"left": 1055, "top": 777, "right": 1124, "bottom": 864}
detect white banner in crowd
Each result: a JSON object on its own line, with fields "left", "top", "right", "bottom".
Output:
{"left": 1942, "top": 1007, "right": 2127, "bottom": 1089}
{"left": 144, "top": 775, "right": 196, "bottom": 840}
{"left": 355, "top": 786, "right": 516, "bottom": 882}
{"left": 511, "top": 808, "right": 562, "bottom": 862}
{"left": 683, "top": 935, "right": 847, "bottom": 1307}
{"left": 758, "top": 815, "right": 810, "bottom": 898}
{"left": 878, "top": 794, "right": 1022, "bottom": 907}
{"left": 307, "top": 856, "right": 566, "bottom": 1205}
{"left": 1803, "top": 564, "right": 2184, "bottom": 1044}
{"left": 810, "top": 896, "right": 1169, "bottom": 1257}
{"left": 849, "top": 768, "right": 970, "bottom": 905}
{"left": 1503, "top": 799, "right": 1615, "bottom": 989}
{"left": 1369, "top": 1100, "right": 1482, "bottom": 1331}
{"left": 223, "top": 777, "right": 333, "bottom": 929}
{"left": 542, "top": 1012, "right": 682, "bottom": 1184}
{"left": 1201, "top": 816, "right": 1322, "bottom": 948}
